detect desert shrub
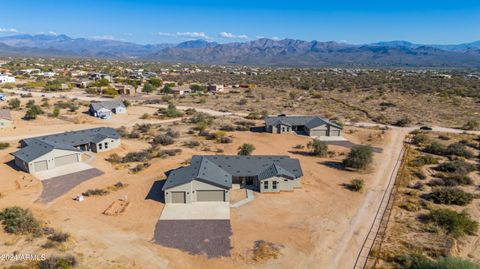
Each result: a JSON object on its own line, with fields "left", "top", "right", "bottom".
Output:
{"left": 252, "top": 240, "right": 283, "bottom": 262}
{"left": 129, "top": 130, "right": 141, "bottom": 139}
{"left": 115, "top": 126, "right": 129, "bottom": 137}
{"left": 82, "top": 189, "right": 108, "bottom": 197}
{"left": 410, "top": 154, "right": 439, "bottom": 167}
{"left": 219, "top": 124, "right": 235, "bottom": 131}
{"left": 166, "top": 129, "right": 180, "bottom": 138}
{"left": 129, "top": 162, "right": 151, "bottom": 174}
{"left": 428, "top": 209, "right": 478, "bottom": 237}
{"left": 308, "top": 139, "right": 328, "bottom": 157}
{"left": 155, "top": 149, "right": 182, "bottom": 158}
{"left": 423, "top": 142, "right": 447, "bottom": 155}
{"left": 411, "top": 133, "right": 430, "bottom": 146}
{"left": 294, "top": 144, "right": 305, "bottom": 149}
{"left": 393, "top": 116, "right": 412, "bottom": 127}
{"left": 190, "top": 112, "right": 213, "bottom": 125}
{"left": 459, "top": 139, "right": 478, "bottom": 149}
{"left": 446, "top": 142, "right": 474, "bottom": 159}
{"left": 348, "top": 179, "right": 364, "bottom": 192}
{"left": 48, "top": 232, "right": 70, "bottom": 243}
{"left": 183, "top": 140, "right": 200, "bottom": 148}
{"left": 0, "top": 207, "right": 41, "bottom": 235}
{"left": 430, "top": 174, "right": 473, "bottom": 186}
{"left": 462, "top": 119, "right": 479, "bottom": 130}
{"left": 413, "top": 170, "right": 427, "bottom": 180}
{"left": 393, "top": 254, "right": 480, "bottom": 269}
{"left": 400, "top": 201, "right": 420, "bottom": 212}
{"left": 435, "top": 160, "right": 476, "bottom": 175}
{"left": 105, "top": 153, "right": 122, "bottom": 163}
{"left": 39, "top": 255, "right": 77, "bottom": 269}
{"left": 394, "top": 253, "right": 430, "bottom": 269}
{"left": 122, "top": 151, "right": 152, "bottom": 163}
{"left": 8, "top": 98, "right": 21, "bottom": 109}
{"left": 0, "top": 142, "right": 10, "bottom": 150}
{"left": 428, "top": 187, "right": 473, "bottom": 206}
{"left": 438, "top": 134, "right": 451, "bottom": 140}
{"left": 343, "top": 145, "right": 373, "bottom": 170}
{"left": 152, "top": 134, "right": 174, "bottom": 145}
{"left": 23, "top": 105, "right": 44, "bottom": 120}
{"left": 158, "top": 103, "right": 183, "bottom": 118}
{"left": 238, "top": 143, "right": 255, "bottom": 156}
{"left": 219, "top": 136, "right": 233, "bottom": 144}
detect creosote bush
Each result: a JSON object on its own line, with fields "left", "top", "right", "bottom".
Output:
{"left": 343, "top": 145, "right": 373, "bottom": 170}
{"left": 428, "top": 209, "right": 478, "bottom": 238}
{"left": 428, "top": 187, "right": 473, "bottom": 206}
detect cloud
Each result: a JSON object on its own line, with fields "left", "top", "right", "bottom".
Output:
{"left": 219, "top": 32, "right": 248, "bottom": 39}
{"left": 158, "top": 31, "right": 209, "bottom": 39}
{"left": 0, "top": 28, "right": 18, "bottom": 33}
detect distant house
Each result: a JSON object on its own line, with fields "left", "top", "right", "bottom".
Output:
{"left": 207, "top": 84, "right": 225, "bottom": 93}
{"left": 114, "top": 84, "right": 137, "bottom": 96}
{"left": 0, "top": 93, "right": 6, "bottom": 101}
{"left": 0, "top": 109, "right": 13, "bottom": 128}
{"left": 265, "top": 115, "right": 343, "bottom": 137}
{"left": 89, "top": 100, "right": 127, "bottom": 118}
{"left": 0, "top": 75, "right": 15, "bottom": 84}
{"left": 170, "top": 86, "right": 192, "bottom": 96}
{"left": 42, "top": 72, "right": 56, "bottom": 78}
{"left": 72, "top": 80, "right": 91, "bottom": 88}
{"left": 89, "top": 72, "right": 111, "bottom": 82}
{"left": 11, "top": 127, "right": 121, "bottom": 173}
{"left": 162, "top": 155, "right": 303, "bottom": 203}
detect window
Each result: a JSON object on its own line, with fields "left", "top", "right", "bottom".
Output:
{"left": 104, "top": 142, "right": 108, "bottom": 149}
{"left": 263, "top": 181, "right": 268, "bottom": 189}
{"left": 272, "top": 181, "right": 278, "bottom": 189}
{"left": 98, "top": 143, "right": 103, "bottom": 150}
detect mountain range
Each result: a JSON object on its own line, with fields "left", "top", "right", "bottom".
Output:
{"left": 1, "top": 34, "right": 480, "bottom": 67}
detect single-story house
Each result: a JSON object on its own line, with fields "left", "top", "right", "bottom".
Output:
{"left": 89, "top": 100, "right": 127, "bottom": 118}
{"left": 207, "top": 84, "right": 225, "bottom": 93}
{"left": 170, "top": 86, "right": 192, "bottom": 96}
{"left": 11, "top": 127, "right": 120, "bottom": 173}
{"left": 0, "top": 75, "right": 15, "bottom": 84}
{"left": 114, "top": 84, "right": 137, "bottom": 96}
{"left": 265, "top": 115, "right": 343, "bottom": 137}
{"left": 0, "top": 109, "right": 13, "bottom": 128}
{"left": 162, "top": 155, "right": 303, "bottom": 203}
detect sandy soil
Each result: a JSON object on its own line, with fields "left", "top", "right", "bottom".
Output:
{"left": 0, "top": 123, "right": 404, "bottom": 268}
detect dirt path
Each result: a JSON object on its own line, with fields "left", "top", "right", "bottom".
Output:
{"left": 298, "top": 128, "right": 407, "bottom": 269}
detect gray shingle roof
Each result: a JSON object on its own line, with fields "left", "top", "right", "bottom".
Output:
{"left": 89, "top": 100, "right": 125, "bottom": 111}
{"left": 0, "top": 109, "right": 12, "bottom": 121}
{"left": 162, "top": 155, "right": 303, "bottom": 190}
{"left": 265, "top": 115, "right": 342, "bottom": 129}
{"left": 11, "top": 127, "right": 119, "bottom": 162}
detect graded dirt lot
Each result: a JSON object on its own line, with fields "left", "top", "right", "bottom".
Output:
{"left": 0, "top": 121, "right": 405, "bottom": 268}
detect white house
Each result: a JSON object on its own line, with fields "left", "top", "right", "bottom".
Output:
{"left": 0, "top": 75, "right": 15, "bottom": 84}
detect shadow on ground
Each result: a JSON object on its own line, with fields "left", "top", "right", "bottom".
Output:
{"left": 145, "top": 179, "right": 166, "bottom": 204}
{"left": 319, "top": 161, "right": 346, "bottom": 171}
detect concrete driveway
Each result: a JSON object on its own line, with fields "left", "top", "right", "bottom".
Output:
{"left": 33, "top": 162, "right": 94, "bottom": 181}
{"left": 160, "top": 202, "right": 230, "bottom": 220}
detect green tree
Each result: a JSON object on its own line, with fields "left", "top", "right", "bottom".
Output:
{"left": 161, "top": 84, "right": 172, "bottom": 94}
{"left": 238, "top": 143, "right": 256, "bottom": 156}
{"left": 52, "top": 107, "right": 60, "bottom": 117}
{"left": 143, "top": 83, "right": 157, "bottom": 93}
{"left": 308, "top": 139, "right": 328, "bottom": 157}
{"left": 149, "top": 78, "right": 163, "bottom": 88}
{"left": 343, "top": 145, "right": 373, "bottom": 170}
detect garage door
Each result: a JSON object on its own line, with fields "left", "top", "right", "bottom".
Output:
{"left": 310, "top": 130, "right": 327, "bottom": 137}
{"left": 54, "top": 154, "right": 79, "bottom": 167}
{"left": 171, "top": 192, "right": 186, "bottom": 203}
{"left": 33, "top": 160, "right": 48, "bottom": 172}
{"left": 330, "top": 130, "right": 341, "bottom": 136}
{"left": 196, "top": 190, "right": 225, "bottom": 202}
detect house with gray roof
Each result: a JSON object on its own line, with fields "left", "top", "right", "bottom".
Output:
{"left": 162, "top": 155, "right": 303, "bottom": 203}
{"left": 89, "top": 100, "right": 126, "bottom": 118}
{"left": 265, "top": 115, "right": 343, "bottom": 137}
{"left": 0, "top": 109, "right": 13, "bottom": 128}
{"left": 11, "top": 127, "right": 120, "bottom": 173}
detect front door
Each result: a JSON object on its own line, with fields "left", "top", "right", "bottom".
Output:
{"left": 246, "top": 177, "right": 254, "bottom": 186}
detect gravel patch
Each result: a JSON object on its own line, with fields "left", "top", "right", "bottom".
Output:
{"left": 154, "top": 219, "right": 232, "bottom": 258}
{"left": 36, "top": 168, "right": 104, "bottom": 203}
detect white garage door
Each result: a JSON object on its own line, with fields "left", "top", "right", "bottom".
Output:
{"left": 330, "top": 129, "right": 341, "bottom": 136}
{"left": 33, "top": 160, "right": 48, "bottom": 172}
{"left": 54, "top": 154, "right": 79, "bottom": 167}
{"left": 196, "top": 190, "right": 225, "bottom": 202}
{"left": 171, "top": 192, "right": 186, "bottom": 203}
{"left": 310, "top": 130, "right": 327, "bottom": 137}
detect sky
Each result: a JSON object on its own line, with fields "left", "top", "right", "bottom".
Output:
{"left": 0, "top": 0, "right": 479, "bottom": 45}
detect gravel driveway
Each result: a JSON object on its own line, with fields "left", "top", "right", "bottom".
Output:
{"left": 154, "top": 219, "right": 232, "bottom": 258}
{"left": 36, "top": 168, "right": 104, "bottom": 203}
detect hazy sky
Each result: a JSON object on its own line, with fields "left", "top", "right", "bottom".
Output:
{"left": 1, "top": 0, "right": 479, "bottom": 44}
